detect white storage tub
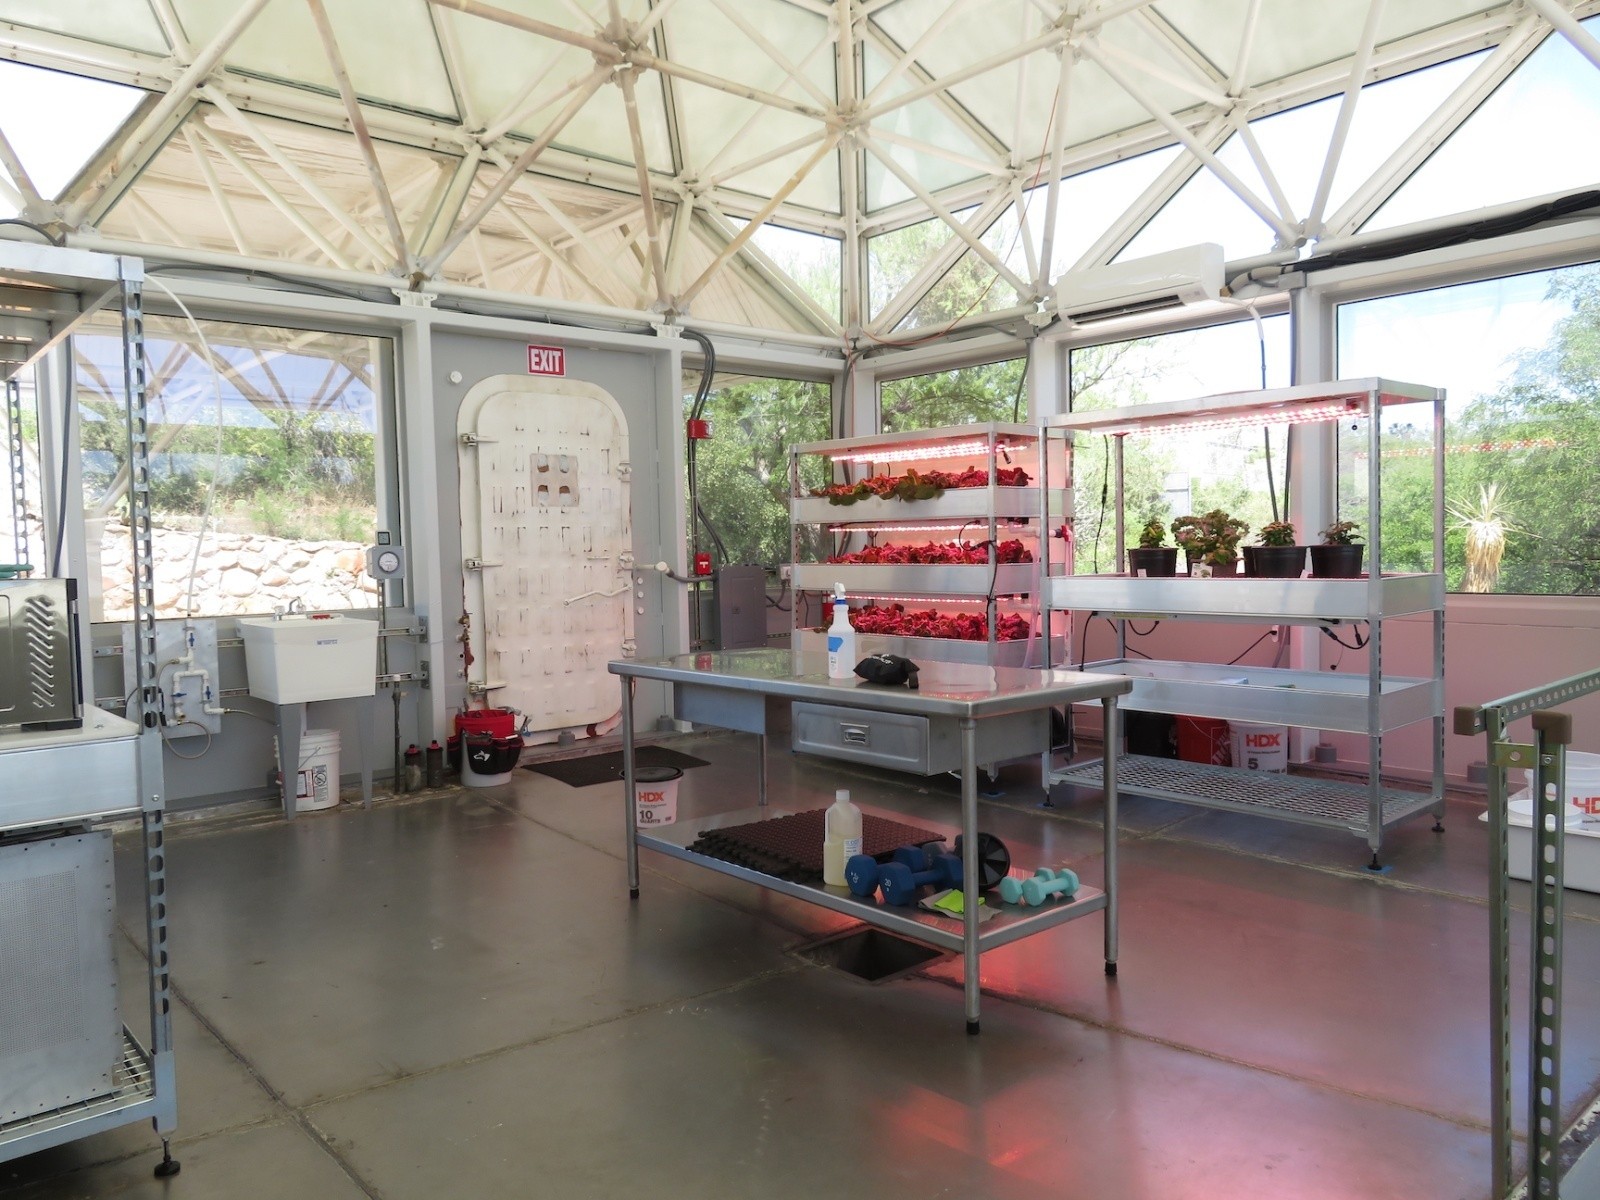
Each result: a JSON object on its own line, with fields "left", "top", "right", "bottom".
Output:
{"left": 1481, "top": 791, "right": 1600, "bottom": 893}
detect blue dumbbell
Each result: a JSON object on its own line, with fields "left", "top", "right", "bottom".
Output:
{"left": 843, "top": 842, "right": 949, "bottom": 899}
{"left": 998, "top": 866, "right": 1080, "bottom": 907}
{"left": 876, "top": 846, "right": 963, "bottom": 906}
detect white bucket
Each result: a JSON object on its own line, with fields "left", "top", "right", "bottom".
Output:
{"left": 1230, "top": 722, "right": 1289, "bottom": 772}
{"left": 1521, "top": 750, "right": 1600, "bottom": 819}
{"left": 294, "top": 729, "right": 340, "bottom": 812}
{"left": 634, "top": 766, "right": 683, "bottom": 828}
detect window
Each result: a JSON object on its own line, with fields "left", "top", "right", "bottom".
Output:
{"left": 879, "top": 358, "right": 1026, "bottom": 433}
{"left": 685, "top": 372, "right": 833, "bottom": 569}
{"left": 75, "top": 316, "right": 393, "bottom": 620}
{"left": 0, "top": 61, "right": 143, "bottom": 217}
{"left": 1335, "top": 261, "right": 1600, "bottom": 595}
{"left": 1068, "top": 317, "right": 1291, "bottom": 573}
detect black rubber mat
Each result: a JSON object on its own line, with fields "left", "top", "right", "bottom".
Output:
{"left": 689, "top": 810, "right": 947, "bottom": 882}
{"left": 523, "top": 746, "right": 710, "bottom": 787}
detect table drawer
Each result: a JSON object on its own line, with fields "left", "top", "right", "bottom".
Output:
{"left": 792, "top": 703, "right": 1048, "bottom": 775}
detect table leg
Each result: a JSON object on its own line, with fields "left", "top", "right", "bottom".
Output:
{"left": 276, "top": 703, "right": 304, "bottom": 821}
{"left": 356, "top": 697, "right": 374, "bottom": 809}
{"left": 757, "top": 733, "right": 768, "bottom": 807}
{"left": 621, "top": 676, "right": 639, "bottom": 898}
{"left": 1102, "top": 695, "right": 1119, "bottom": 975}
{"left": 960, "top": 716, "right": 981, "bottom": 1033}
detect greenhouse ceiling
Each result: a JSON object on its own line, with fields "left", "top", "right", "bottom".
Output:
{"left": 0, "top": 0, "right": 1597, "bottom": 345}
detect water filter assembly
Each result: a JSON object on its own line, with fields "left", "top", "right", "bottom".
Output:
{"left": 826, "top": 583, "right": 856, "bottom": 680}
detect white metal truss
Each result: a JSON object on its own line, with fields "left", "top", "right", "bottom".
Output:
{"left": 0, "top": 0, "right": 1588, "bottom": 348}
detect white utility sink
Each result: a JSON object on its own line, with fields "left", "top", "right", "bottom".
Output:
{"left": 239, "top": 614, "right": 380, "bottom": 704}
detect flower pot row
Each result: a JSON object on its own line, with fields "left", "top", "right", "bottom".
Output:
{"left": 1126, "top": 544, "right": 1365, "bottom": 579}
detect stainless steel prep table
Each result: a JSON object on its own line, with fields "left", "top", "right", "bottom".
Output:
{"left": 608, "top": 649, "right": 1132, "bottom": 1031}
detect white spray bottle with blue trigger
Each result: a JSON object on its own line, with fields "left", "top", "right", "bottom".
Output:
{"left": 826, "top": 583, "right": 856, "bottom": 680}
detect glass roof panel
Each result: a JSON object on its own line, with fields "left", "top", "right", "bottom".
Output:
{"left": 1021, "top": 145, "right": 1184, "bottom": 282}
{"left": 1155, "top": 0, "right": 1499, "bottom": 91}
{"left": 100, "top": 107, "right": 455, "bottom": 276}
{"left": 894, "top": 205, "right": 1023, "bottom": 333}
{"left": 0, "top": 62, "right": 145, "bottom": 213}
{"left": 1116, "top": 131, "right": 1279, "bottom": 262}
{"left": 174, "top": 0, "right": 458, "bottom": 118}
{"left": 861, "top": 43, "right": 1003, "bottom": 212}
{"left": 1367, "top": 19, "right": 1600, "bottom": 232}
{"left": 868, "top": 211, "right": 961, "bottom": 321}
{"left": 747, "top": 222, "right": 842, "bottom": 322}
{"left": 0, "top": 1, "right": 167, "bottom": 55}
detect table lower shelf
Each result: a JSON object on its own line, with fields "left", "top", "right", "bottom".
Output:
{"left": 1050, "top": 754, "right": 1442, "bottom": 834}
{"left": 0, "top": 1027, "right": 158, "bottom": 1160}
{"left": 636, "top": 806, "right": 1107, "bottom": 956}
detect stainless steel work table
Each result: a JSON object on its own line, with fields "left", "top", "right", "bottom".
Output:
{"left": 609, "top": 649, "right": 1132, "bottom": 1031}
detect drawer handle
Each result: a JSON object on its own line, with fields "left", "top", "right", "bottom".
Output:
{"left": 841, "top": 723, "right": 870, "bottom": 746}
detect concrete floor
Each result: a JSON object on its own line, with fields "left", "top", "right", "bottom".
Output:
{"left": 6, "top": 724, "right": 1600, "bottom": 1200}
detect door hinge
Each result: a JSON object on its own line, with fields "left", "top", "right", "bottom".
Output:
{"left": 460, "top": 433, "right": 496, "bottom": 447}
{"left": 464, "top": 558, "right": 501, "bottom": 571}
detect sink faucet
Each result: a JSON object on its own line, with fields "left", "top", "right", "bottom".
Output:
{"left": 285, "top": 597, "right": 306, "bottom": 616}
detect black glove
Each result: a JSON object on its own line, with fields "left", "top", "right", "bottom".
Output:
{"left": 853, "top": 653, "right": 920, "bottom": 689}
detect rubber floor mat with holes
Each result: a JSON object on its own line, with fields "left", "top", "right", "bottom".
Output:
{"left": 688, "top": 810, "right": 947, "bottom": 882}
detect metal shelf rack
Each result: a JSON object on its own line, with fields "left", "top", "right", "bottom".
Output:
{"left": 1042, "top": 378, "right": 1447, "bottom": 865}
{"left": 0, "top": 239, "right": 178, "bottom": 1175}
{"left": 788, "top": 422, "right": 1062, "bottom": 671}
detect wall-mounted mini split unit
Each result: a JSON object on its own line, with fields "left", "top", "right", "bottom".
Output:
{"left": 1054, "top": 243, "right": 1224, "bottom": 324}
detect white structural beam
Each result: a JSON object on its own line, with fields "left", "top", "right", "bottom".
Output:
{"left": 189, "top": 125, "right": 357, "bottom": 270}
{"left": 66, "top": 0, "right": 273, "bottom": 225}
{"left": 1524, "top": 0, "right": 1600, "bottom": 71}
{"left": 1035, "top": 44, "right": 1074, "bottom": 293}
{"left": 306, "top": 0, "right": 411, "bottom": 270}
{"left": 838, "top": 0, "right": 864, "bottom": 333}
{"left": 680, "top": 133, "right": 842, "bottom": 306}
{"left": 861, "top": 135, "right": 1032, "bottom": 296}
{"left": 617, "top": 68, "right": 671, "bottom": 308}
{"left": 706, "top": 0, "right": 835, "bottom": 110}
{"left": 203, "top": 89, "right": 395, "bottom": 268}
{"left": 1304, "top": 0, "right": 1387, "bottom": 238}
{"left": 1077, "top": 36, "right": 1300, "bottom": 247}
{"left": 180, "top": 126, "right": 252, "bottom": 256}
{"left": 698, "top": 199, "right": 844, "bottom": 335}
{"left": 862, "top": 0, "right": 979, "bottom": 106}
{"left": 422, "top": 67, "right": 611, "bottom": 273}
{"left": 869, "top": 186, "right": 1012, "bottom": 334}
{"left": 0, "top": 124, "right": 45, "bottom": 217}
{"left": 1321, "top": 14, "right": 1545, "bottom": 237}
{"left": 862, "top": 26, "right": 1064, "bottom": 123}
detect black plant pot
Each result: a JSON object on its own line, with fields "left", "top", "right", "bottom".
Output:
{"left": 1308, "top": 544, "right": 1364, "bottom": 578}
{"left": 1241, "top": 545, "right": 1258, "bottom": 577}
{"left": 1254, "top": 545, "right": 1307, "bottom": 579}
{"left": 1127, "top": 546, "right": 1178, "bottom": 577}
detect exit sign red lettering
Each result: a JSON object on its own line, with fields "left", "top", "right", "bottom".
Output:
{"left": 527, "top": 345, "right": 565, "bottom": 376}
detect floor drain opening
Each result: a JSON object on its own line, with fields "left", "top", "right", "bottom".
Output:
{"left": 795, "top": 927, "right": 948, "bottom": 984}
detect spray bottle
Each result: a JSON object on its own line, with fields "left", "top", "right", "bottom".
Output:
{"left": 826, "top": 583, "right": 856, "bottom": 680}
{"left": 822, "top": 788, "right": 863, "bottom": 888}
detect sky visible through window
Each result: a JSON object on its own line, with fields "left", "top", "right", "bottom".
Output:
{"left": 0, "top": 61, "right": 143, "bottom": 217}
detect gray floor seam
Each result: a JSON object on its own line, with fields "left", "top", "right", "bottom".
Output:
{"left": 912, "top": 968, "right": 1508, "bottom": 1140}
{"left": 298, "top": 962, "right": 814, "bottom": 1113}
{"left": 112, "top": 926, "right": 388, "bottom": 1200}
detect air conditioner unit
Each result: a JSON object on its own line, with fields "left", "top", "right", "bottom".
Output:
{"left": 1054, "top": 243, "right": 1224, "bottom": 323}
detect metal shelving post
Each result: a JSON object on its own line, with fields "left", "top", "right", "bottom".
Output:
{"left": 0, "top": 240, "right": 178, "bottom": 1175}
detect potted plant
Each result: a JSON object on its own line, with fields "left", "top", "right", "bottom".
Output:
{"left": 1309, "top": 519, "right": 1364, "bottom": 578}
{"left": 1127, "top": 518, "right": 1178, "bottom": 577}
{"left": 1252, "top": 520, "right": 1306, "bottom": 579}
{"left": 1171, "top": 509, "right": 1249, "bottom": 577}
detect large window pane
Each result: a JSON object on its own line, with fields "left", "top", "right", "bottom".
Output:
{"left": 686, "top": 373, "right": 832, "bottom": 568}
{"left": 1069, "top": 317, "right": 1292, "bottom": 574}
{"left": 1336, "top": 262, "right": 1600, "bottom": 595}
{"left": 76, "top": 317, "right": 390, "bottom": 620}
{"left": 879, "top": 358, "right": 1026, "bottom": 433}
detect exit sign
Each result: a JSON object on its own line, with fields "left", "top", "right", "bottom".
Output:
{"left": 526, "top": 344, "right": 566, "bottom": 376}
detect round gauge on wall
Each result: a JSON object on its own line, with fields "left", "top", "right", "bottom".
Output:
{"left": 366, "top": 544, "right": 406, "bottom": 581}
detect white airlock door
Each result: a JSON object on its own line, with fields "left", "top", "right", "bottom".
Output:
{"left": 458, "top": 377, "right": 634, "bottom": 740}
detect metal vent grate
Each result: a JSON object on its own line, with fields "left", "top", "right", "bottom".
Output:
{"left": 22, "top": 593, "right": 60, "bottom": 709}
{"left": 0, "top": 871, "right": 78, "bottom": 1057}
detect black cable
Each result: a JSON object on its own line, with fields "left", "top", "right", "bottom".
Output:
{"left": 0, "top": 219, "right": 63, "bottom": 245}
{"left": 1225, "top": 630, "right": 1273, "bottom": 666}
{"left": 1320, "top": 623, "right": 1370, "bottom": 651}
{"left": 1009, "top": 360, "right": 1027, "bottom": 422}
{"left": 1127, "top": 619, "right": 1160, "bottom": 637}
{"left": 145, "top": 262, "right": 397, "bottom": 305}
{"left": 679, "top": 328, "right": 729, "bottom": 566}
{"left": 49, "top": 393, "right": 73, "bottom": 576}
{"left": 1091, "top": 435, "right": 1109, "bottom": 574}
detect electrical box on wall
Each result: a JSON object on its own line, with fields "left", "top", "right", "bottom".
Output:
{"left": 121, "top": 618, "right": 222, "bottom": 739}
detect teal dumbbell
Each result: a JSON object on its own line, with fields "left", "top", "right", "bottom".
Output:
{"left": 998, "top": 866, "right": 1080, "bottom": 907}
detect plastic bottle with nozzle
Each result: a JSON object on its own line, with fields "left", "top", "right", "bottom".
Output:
{"left": 826, "top": 583, "right": 856, "bottom": 680}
